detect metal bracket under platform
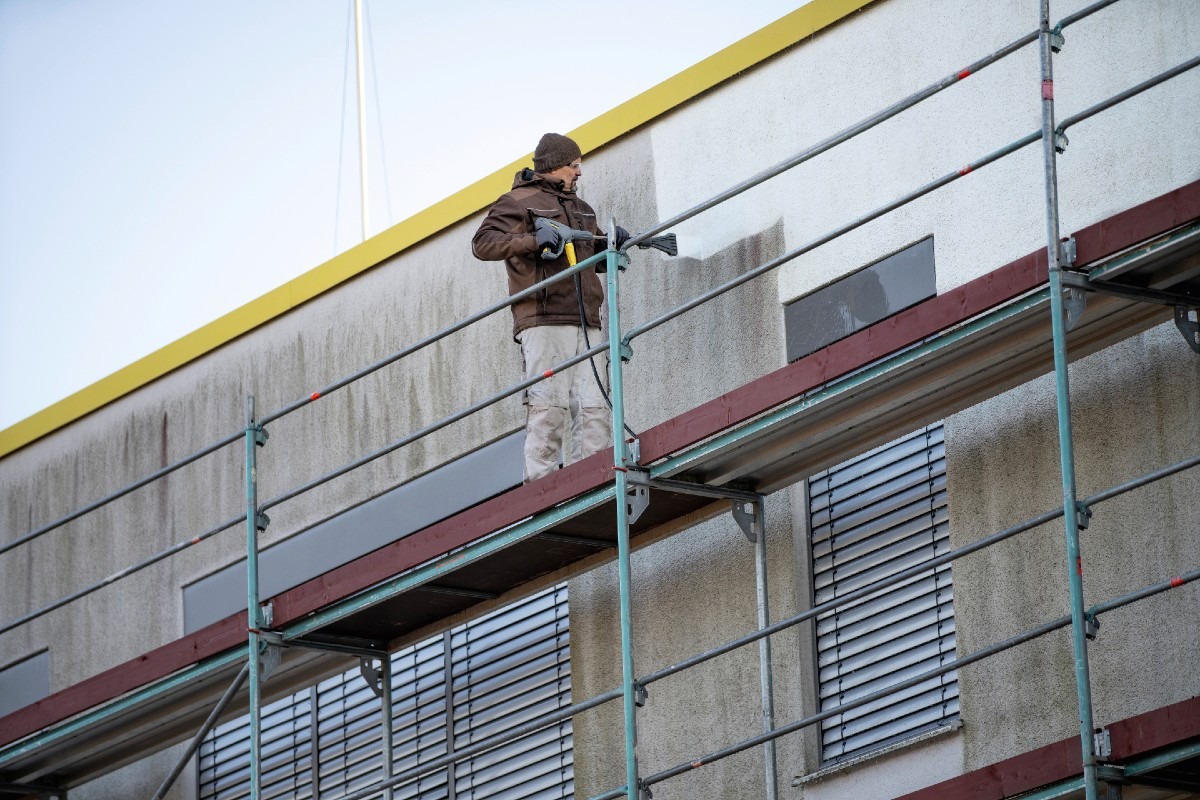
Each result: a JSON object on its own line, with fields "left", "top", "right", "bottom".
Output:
{"left": 1060, "top": 269, "right": 1200, "bottom": 352}
{"left": 628, "top": 473, "right": 765, "bottom": 542}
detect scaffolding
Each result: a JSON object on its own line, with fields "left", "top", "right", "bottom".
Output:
{"left": 2, "top": 1, "right": 1199, "bottom": 798}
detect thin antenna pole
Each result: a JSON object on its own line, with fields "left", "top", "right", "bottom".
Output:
{"left": 354, "top": 0, "right": 369, "bottom": 241}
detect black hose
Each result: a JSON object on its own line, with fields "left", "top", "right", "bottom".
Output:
{"left": 575, "top": 272, "right": 639, "bottom": 441}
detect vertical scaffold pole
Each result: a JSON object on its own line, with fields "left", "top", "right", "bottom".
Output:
{"left": 1037, "top": 4, "right": 1099, "bottom": 799}
{"left": 245, "top": 395, "right": 265, "bottom": 800}
{"left": 606, "top": 223, "right": 641, "bottom": 800}
{"left": 382, "top": 655, "right": 395, "bottom": 800}
{"left": 752, "top": 499, "right": 780, "bottom": 800}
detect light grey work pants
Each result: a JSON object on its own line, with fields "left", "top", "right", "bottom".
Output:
{"left": 518, "top": 324, "right": 612, "bottom": 483}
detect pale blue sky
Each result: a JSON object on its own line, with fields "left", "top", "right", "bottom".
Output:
{"left": 0, "top": 1, "right": 800, "bottom": 430}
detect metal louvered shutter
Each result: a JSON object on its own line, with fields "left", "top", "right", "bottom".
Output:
{"left": 198, "top": 586, "right": 571, "bottom": 800}
{"left": 389, "top": 637, "right": 452, "bottom": 799}
{"left": 450, "top": 584, "right": 572, "bottom": 800}
{"left": 198, "top": 691, "right": 313, "bottom": 800}
{"left": 316, "top": 634, "right": 449, "bottom": 799}
{"left": 809, "top": 425, "right": 958, "bottom": 764}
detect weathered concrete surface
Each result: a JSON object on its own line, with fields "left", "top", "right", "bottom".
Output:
{"left": 570, "top": 495, "right": 804, "bottom": 800}
{"left": 0, "top": 190, "right": 523, "bottom": 693}
{"left": 947, "top": 323, "right": 1200, "bottom": 771}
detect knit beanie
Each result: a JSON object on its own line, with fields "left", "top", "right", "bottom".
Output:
{"left": 533, "top": 133, "right": 581, "bottom": 173}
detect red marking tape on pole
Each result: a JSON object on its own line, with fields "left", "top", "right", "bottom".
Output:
{"left": 542, "top": 369, "right": 555, "bottom": 379}
{"left": 310, "top": 391, "right": 321, "bottom": 401}
{"left": 959, "top": 165, "right": 973, "bottom": 176}
{"left": 956, "top": 68, "right": 972, "bottom": 80}
{"left": 692, "top": 760, "right": 704, "bottom": 770}
{"left": 1170, "top": 577, "right": 1185, "bottom": 588}
{"left": 1077, "top": 556, "right": 1083, "bottom": 577}
{"left": 1042, "top": 79, "right": 1054, "bottom": 100}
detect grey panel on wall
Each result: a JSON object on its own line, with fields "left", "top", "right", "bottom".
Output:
{"left": 0, "top": 651, "right": 49, "bottom": 718}
{"left": 184, "top": 432, "right": 524, "bottom": 634}
{"left": 785, "top": 236, "right": 935, "bottom": 363}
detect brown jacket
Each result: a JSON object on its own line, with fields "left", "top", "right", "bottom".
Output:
{"left": 472, "top": 169, "right": 605, "bottom": 339}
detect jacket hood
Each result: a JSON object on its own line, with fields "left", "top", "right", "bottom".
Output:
{"left": 511, "top": 168, "right": 573, "bottom": 194}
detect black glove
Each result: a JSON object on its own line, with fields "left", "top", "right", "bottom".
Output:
{"left": 612, "top": 225, "right": 631, "bottom": 249}
{"left": 535, "top": 220, "right": 563, "bottom": 259}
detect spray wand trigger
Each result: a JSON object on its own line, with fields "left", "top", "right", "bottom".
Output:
{"left": 534, "top": 216, "right": 594, "bottom": 261}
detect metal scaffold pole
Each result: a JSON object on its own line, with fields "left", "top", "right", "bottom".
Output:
{"left": 1037, "top": 4, "right": 1099, "bottom": 799}
{"left": 752, "top": 499, "right": 779, "bottom": 800}
{"left": 245, "top": 395, "right": 267, "bottom": 800}
{"left": 606, "top": 229, "right": 641, "bottom": 800}
{"left": 382, "top": 655, "right": 395, "bottom": 800}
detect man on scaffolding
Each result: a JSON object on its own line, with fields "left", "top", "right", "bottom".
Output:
{"left": 472, "top": 132, "right": 627, "bottom": 483}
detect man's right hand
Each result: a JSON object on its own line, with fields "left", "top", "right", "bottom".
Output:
{"left": 535, "top": 219, "right": 564, "bottom": 259}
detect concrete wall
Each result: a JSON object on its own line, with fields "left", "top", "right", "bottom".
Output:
{"left": 1, "top": 0, "right": 1197, "bottom": 797}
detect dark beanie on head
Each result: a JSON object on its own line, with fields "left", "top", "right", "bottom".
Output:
{"left": 533, "top": 133, "right": 581, "bottom": 173}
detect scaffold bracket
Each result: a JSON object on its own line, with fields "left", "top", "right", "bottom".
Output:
{"left": 1049, "top": 25, "right": 1065, "bottom": 53}
{"left": 1085, "top": 611, "right": 1100, "bottom": 641}
{"left": 1064, "top": 286, "right": 1087, "bottom": 331}
{"left": 635, "top": 681, "right": 648, "bottom": 708}
{"left": 259, "top": 636, "right": 281, "bottom": 681}
{"left": 1175, "top": 306, "right": 1200, "bottom": 353}
{"left": 624, "top": 470, "right": 650, "bottom": 525}
{"left": 1061, "top": 269, "right": 1200, "bottom": 310}
{"left": 255, "top": 511, "right": 270, "bottom": 532}
{"left": 1076, "top": 501, "right": 1092, "bottom": 530}
{"left": 253, "top": 424, "right": 269, "bottom": 448}
{"left": 1094, "top": 727, "right": 1113, "bottom": 760}
{"left": 360, "top": 657, "right": 385, "bottom": 699}
{"left": 1061, "top": 236, "right": 1077, "bottom": 268}
{"left": 638, "top": 780, "right": 653, "bottom": 800}
{"left": 732, "top": 499, "right": 760, "bottom": 543}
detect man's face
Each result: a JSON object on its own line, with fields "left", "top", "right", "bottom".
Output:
{"left": 547, "top": 159, "right": 582, "bottom": 192}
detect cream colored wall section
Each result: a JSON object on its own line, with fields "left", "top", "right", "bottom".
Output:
{"left": 648, "top": 0, "right": 1198, "bottom": 307}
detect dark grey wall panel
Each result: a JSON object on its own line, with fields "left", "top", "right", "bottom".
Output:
{"left": 785, "top": 236, "right": 935, "bottom": 363}
{"left": 184, "top": 433, "right": 524, "bottom": 634}
{"left": 0, "top": 651, "right": 49, "bottom": 718}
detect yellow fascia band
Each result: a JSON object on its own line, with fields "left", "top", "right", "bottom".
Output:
{"left": 0, "top": 0, "right": 877, "bottom": 459}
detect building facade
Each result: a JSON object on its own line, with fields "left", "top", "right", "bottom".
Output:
{"left": 2, "top": 1, "right": 1198, "bottom": 798}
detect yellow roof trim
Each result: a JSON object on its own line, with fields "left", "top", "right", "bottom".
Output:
{"left": 0, "top": 0, "right": 877, "bottom": 459}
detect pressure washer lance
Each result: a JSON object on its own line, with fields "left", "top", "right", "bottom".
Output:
{"left": 533, "top": 217, "right": 678, "bottom": 263}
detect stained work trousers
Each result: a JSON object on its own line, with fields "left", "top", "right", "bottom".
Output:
{"left": 518, "top": 325, "right": 612, "bottom": 483}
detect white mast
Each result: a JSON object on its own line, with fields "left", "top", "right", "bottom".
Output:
{"left": 354, "top": 0, "right": 369, "bottom": 241}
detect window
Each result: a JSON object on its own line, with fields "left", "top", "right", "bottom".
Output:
{"left": 784, "top": 237, "right": 935, "bottom": 363}
{"left": 808, "top": 425, "right": 957, "bottom": 763}
{"left": 199, "top": 585, "right": 572, "bottom": 799}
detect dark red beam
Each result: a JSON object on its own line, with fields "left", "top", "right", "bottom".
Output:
{"left": 892, "top": 695, "right": 1200, "bottom": 800}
